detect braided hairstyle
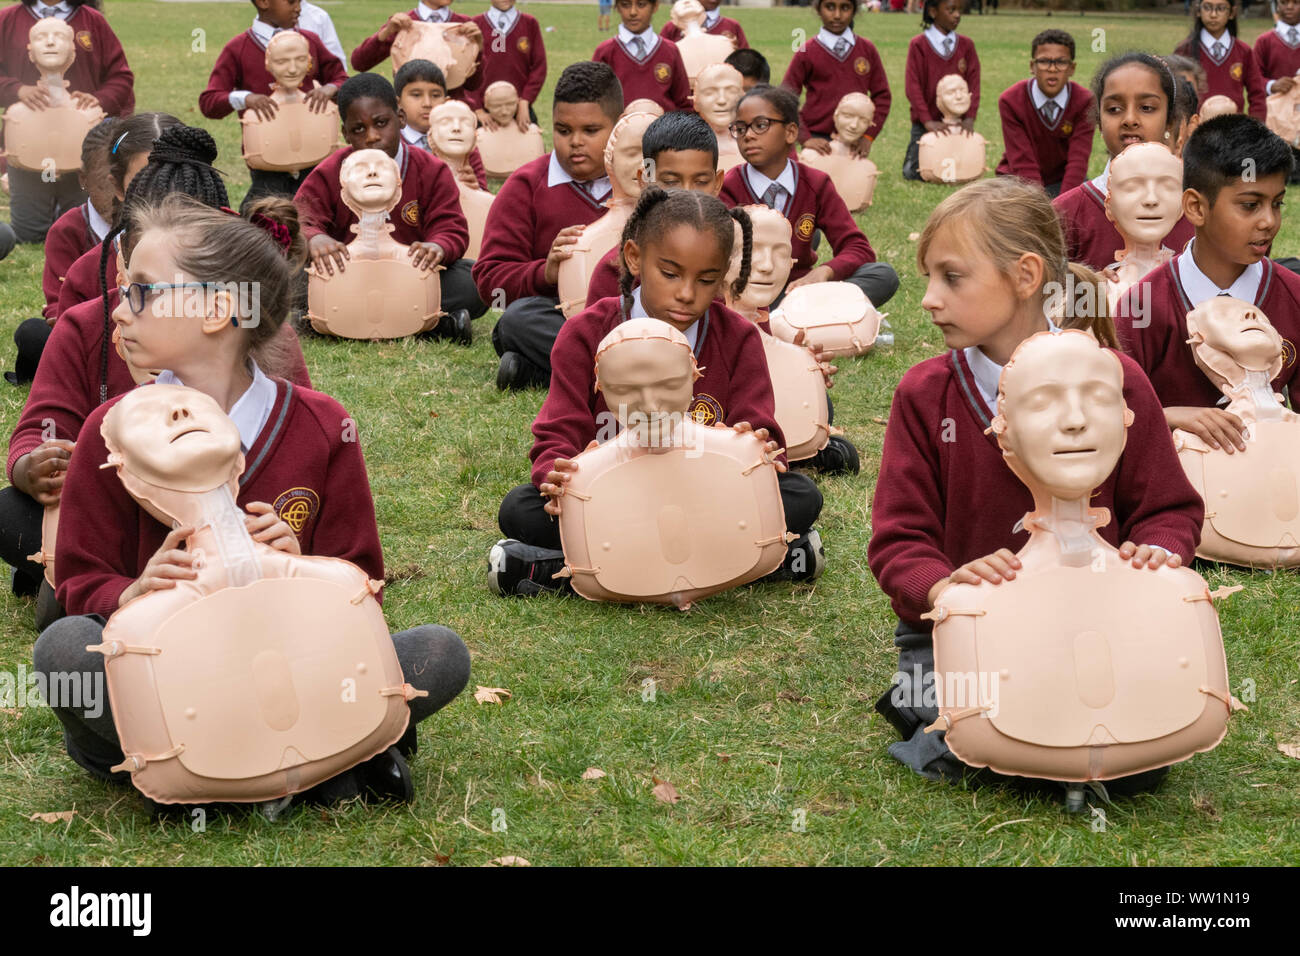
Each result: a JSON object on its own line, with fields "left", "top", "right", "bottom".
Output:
{"left": 616, "top": 186, "right": 753, "bottom": 320}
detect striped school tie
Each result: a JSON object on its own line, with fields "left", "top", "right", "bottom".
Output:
{"left": 833, "top": 38, "right": 850, "bottom": 58}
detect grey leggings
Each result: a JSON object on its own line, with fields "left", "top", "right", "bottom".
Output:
{"left": 32, "top": 615, "right": 470, "bottom": 782}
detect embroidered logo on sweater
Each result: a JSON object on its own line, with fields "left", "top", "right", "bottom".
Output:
{"left": 518, "top": 36, "right": 529, "bottom": 53}
{"left": 274, "top": 487, "right": 321, "bottom": 535}
{"left": 654, "top": 62, "right": 672, "bottom": 84}
{"left": 1283, "top": 338, "right": 1297, "bottom": 369}
{"left": 401, "top": 200, "right": 419, "bottom": 226}
{"left": 853, "top": 56, "right": 870, "bottom": 76}
{"left": 1062, "top": 121, "right": 1074, "bottom": 135}
{"left": 689, "top": 393, "right": 724, "bottom": 426}
{"left": 1231, "top": 62, "right": 1244, "bottom": 81}
{"left": 794, "top": 213, "right": 816, "bottom": 242}
{"left": 76, "top": 31, "right": 92, "bottom": 51}
{"left": 958, "top": 57, "right": 967, "bottom": 72}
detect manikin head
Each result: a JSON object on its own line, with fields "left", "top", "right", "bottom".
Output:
{"left": 483, "top": 81, "right": 519, "bottom": 128}
{"left": 594, "top": 318, "right": 702, "bottom": 447}
{"left": 991, "top": 331, "right": 1134, "bottom": 503}
{"left": 726, "top": 204, "right": 792, "bottom": 313}
{"left": 265, "top": 30, "right": 312, "bottom": 93}
{"left": 1105, "top": 142, "right": 1183, "bottom": 247}
{"left": 694, "top": 64, "right": 744, "bottom": 133}
{"left": 1199, "top": 94, "right": 1238, "bottom": 121}
{"left": 624, "top": 98, "right": 665, "bottom": 118}
{"left": 428, "top": 100, "right": 477, "bottom": 162}
{"left": 28, "top": 17, "right": 75, "bottom": 76}
{"left": 605, "top": 111, "right": 659, "bottom": 201}
{"left": 670, "top": 0, "right": 707, "bottom": 32}
{"left": 1186, "top": 297, "right": 1286, "bottom": 385}
{"left": 339, "top": 148, "right": 402, "bottom": 216}
{"left": 832, "top": 92, "right": 875, "bottom": 144}
{"left": 935, "top": 74, "right": 972, "bottom": 122}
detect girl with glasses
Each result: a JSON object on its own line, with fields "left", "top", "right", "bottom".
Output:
{"left": 1172, "top": 0, "right": 1266, "bottom": 120}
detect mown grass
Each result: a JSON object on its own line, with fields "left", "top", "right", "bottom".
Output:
{"left": 0, "top": 2, "right": 1296, "bottom": 866}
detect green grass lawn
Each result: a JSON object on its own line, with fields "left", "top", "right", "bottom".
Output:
{"left": 0, "top": 1, "right": 1297, "bottom": 866}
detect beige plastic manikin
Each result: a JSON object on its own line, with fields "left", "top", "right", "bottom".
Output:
{"left": 925, "top": 330, "right": 1238, "bottom": 782}
{"left": 557, "top": 109, "right": 657, "bottom": 318}
{"left": 767, "top": 282, "right": 885, "bottom": 357}
{"left": 554, "top": 319, "right": 790, "bottom": 609}
{"left": 389, "top": 19, "right": 481, "bottom": 88}
{"left": 1266, "top": 81, "right": 1300, "bottom": 146}
{"left": 474, "top": 81, "right": 546, "bottom": 179}
{"left": 1199, "top": 94, "right": 1239, "bottom": 121}
{"left": 3, "top": 18, "right": 104, "bottom": 174}
{"left": 1174, "top": 298, "right": 1300, "bottom": 567}
{"left": 306, "top": 148, "right": 442, "bottom": 339}
{"left": 725, "top": 206, "right": 830, "bottom": 462}
{"left": 87, "top": 386, "right": 423, "bottom": 804}
{"left": 1104, "top": 142, "right": 1182, "bottom": 313}
{"left": 241, "top": 30, "right": 340, "bottom": 174}
{"left": 668, "top": 0, "right": 736, "bottom": 88}
{"left": 624, "top": 98, "right": 665, "bottom": 118}
{"left": 694, "top": 63, "right": 745, "bottom": 173}
{"left": 799, "top": 93, "right": 879, "bottom": 211}
{"left": 918, "top": 75, "right": 987, "bottom": 185}
{"left": 428, "top": 100, "right": 491, "bottom": 259}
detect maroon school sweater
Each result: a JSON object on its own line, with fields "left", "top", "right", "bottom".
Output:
{"left": 592, "top": 36, "right": 691, "bottom": 113}
{"left": 867, "top": 349, "right": 1204, "bottom": 626}
{"left": 199, "top": 27, "right": 347, "bottom": 120}
{"left": 1173, "top": 35, "right": 1267, "bottom": 120}
{"left": 465, "top": 11, "right": 546, "bottom": 109}
{"left": 995, "top": 79, "right": 1095, "bottom": 192}
{"left": 56, "top": 237, "right": 111, "bottom": 318}
{"left": 903, "top": 32, "right": 980, "bottom": 124}
{"left": 471, "top": 152, "right": 609, "bottom": 302}
{"left": 1253, "top": 28, "right": 1300, "bottom": 85}
{"left": 529, "top": 296, "right": 783, "bottom": 488}
{"left": 782, "top": 34, "right": 890, "bottom": 142}
{"left": 1115, "top": 255, "right": 1300, "bottom": 410}
{"left": 660, "top": 15, "right": 747, "bottom": 49}
{"left": 55, "top": 379, "right": 382, "bottom": 618}
{"left": 1053, "top": 179, "right": 1196, "bottom": 271}
{"left": 0, "top": 4, "right": 133, "bottom": 115}
{"left": 294, "top": 144, "right": 468, "bottom": 261}
{"left": 720, "top": 161, "right": 875, "bottom": 283}
{"left": 7, "top": 294, "right": 314, "bottom": 483}
{"left": 42, "top": 202, "right": 94, "bottom": 319}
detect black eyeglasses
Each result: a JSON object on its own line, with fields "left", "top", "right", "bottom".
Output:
{"left": 118, "top": 281, "right": 220, "bottom": 315}
{"left": 728, "top": 116, "right": 786, "bottom": 139}
{"left": 1032, "top": 58, "right": 1072, "bottom": 70}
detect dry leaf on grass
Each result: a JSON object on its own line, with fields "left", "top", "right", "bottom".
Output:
{"left": 473, "top": 686, "right": 512, "bottom": 705}
{"left": 30, "top": 811, "right": 75, "bottom": 824}
{"left": 907, "top": 232, "right": 920, "bottom": 242}
{"left": 483, "top": 856, "right": 530, "bottom": 867}
{"left": 651, "top": 777, "right": 681, "bottom": 804}
{"left": 1277, "top": 741, "right": 1300, "bottom": 759}
{"left": 581, "top": 767, "right": 607, "bottom": 780}
{"left": 716, "top": 753, "right": 731, "bottom": 763}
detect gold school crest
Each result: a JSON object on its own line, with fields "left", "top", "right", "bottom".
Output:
{"left": 853, "top": 56, "right": 869, "bottom": 76}
{"left": 273, "top": 487, "right": 321, "bottom": 535}
{"left": 654, "top": 62, "right": 672, "bottom": 84}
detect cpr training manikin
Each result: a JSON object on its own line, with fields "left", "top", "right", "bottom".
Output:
{"left": 241, "top": 29, "right": 341, "bottom": 174}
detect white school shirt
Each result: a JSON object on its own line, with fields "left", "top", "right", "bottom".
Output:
{"left": 1029, "top": 78, "right": 1070, "bottom": 117}
{"left": 546, "top": 152, "right": 612, "bottom": 202}
{"left": 1176, "top": 238, "right": 1264, "bottom": 306}
{"left": 297, "top": 1, "right": 346, "bottom": 64}
{"left": 1201, "top": 27, "right": 1232, "bottom": 64}
{"left": 618, "top": 23, "right": 660, "bottom": 60}
{"left": 86, "top": 202, "right": 111, "bottom": 243}
{"left": 401, "top": 123, "right": 432, "bottom": 152}
{"left": 924, "top": 24, "right": 957, "bottom": 58}
{"left": 486, "top": 6, "right": 519, "bottom": 35}
{"left": 417, "top": 3, "right": 453, "bottom": 23}
{"left": 29, "top": 2, "right": 71, "bottom": 20}
{"left": 816, "top": 27, "right": 856, "bottom": 56}
{"left": 743, "top": 161, "right": 797, "bottom": 216}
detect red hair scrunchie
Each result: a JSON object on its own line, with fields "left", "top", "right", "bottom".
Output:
{"left": 249, "top": 212, "right": 293, "bottom": 254}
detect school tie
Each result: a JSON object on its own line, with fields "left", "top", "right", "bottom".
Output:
{"left": 943, "top": 36, "right": 954, "bottom": 57}
{"left": 1212, "top": 40, "right": 1225, "bottom": 61}
{"left": 833, "top": 37, "right": 851, "bottom": 58}
{"left": 38, "top": 5, "right": 60, "bottom": 16}
{"left": 1041, "top": 100, "right": 1059, "bottom": 125}
{"left": 1290, "top": 27, "right": 1299, "bottom": 46}
{"left": 630, "top": 36, "right": 647, "bottom": 60}
{"left": 762, "top": 182, "right": 786, "bottom": 212}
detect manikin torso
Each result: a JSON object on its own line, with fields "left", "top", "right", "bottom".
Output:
{"left": 917, "top": 75, "right": 987, "bottom": 185}
{"left": 1267, "top": 81, "right": 1300, "bottom": 145}
{"left": 390, "top": 20, "right": 478, "bottom": 89}
{"left": 767, "top": 280, "right": 886, "bottom": 357}
{"left": 306, "top": 148, "right": 442, "bottom": 339}
{"left": 669, "top": 0, "right": 736, "bottom": 88}
{"left": 474, "top": 81, "right": 546, "bottom": 179}
{"left": 554, "top": 318, "right": 789, "bottom": 609}
{"left": 428, "top": 100, "right": 492, "bottom": 259}
{"left": 557, "top": 109, "right": 657, "bottom": 318}
{"left": 3, "top": 17, "right": 104, "bottom": 173}
{"left": 925, "top": 330, "right": 1236, "bottom": 782}
{"left": 88, "top": 385, "right": 422, "bottom": 804}
{"left": 1173, "top": 298, "right": 1300, "bottom": 566}
{"left": 241, "top": 30, "right": 341, "bottom": 173}
{"left": 798, "top": 92, "right": 879, "bottom": 210}
{"left": 694, "top": 63, "right": 745, "bottom": 173}
{"left": 1104, "top": 143, "right": 1182, "bottom": 311}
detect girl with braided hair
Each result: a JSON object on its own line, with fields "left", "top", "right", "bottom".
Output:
{"left": 489, "top": 185, "right": 827, "bottom": 596}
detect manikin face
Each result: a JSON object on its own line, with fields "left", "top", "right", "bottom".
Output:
{"left": 28, "top": 18, "right": 74, "bottom": 74}
{"left": 596, "top": 320, "right": 697, "bottom": 446}
{"left": 997, "top": 333, "right": 1129, "bottom": 502}
{"left": 1106, "top": 143, "right": 1183, "bottom": 246}
{"left": 694, "top": 65, "right": 744, "bottom": 131}
{"left": 671, "top": 0, "right": 706, "bottom": 30}
{"left": 483, "top": 81, "right": 519, "bottom": 127}
{"left": 936, "top": 75, "right": 971, "bottom": 121}
{"left": 728, "top": 206, "right": 792, "bottom": 312}
{"left": 104, "top": 385, "right": 243, "bottom": 494}
{"left": 340, "top": 148, "right": 401, "bottom": 214}
{"left": 606, "top": 112, "right": 657, "bottom": 198}
{"left": 265, "top": 31, "right": 312, "bottom": 91}
{"left": 429, "top": 101, "right": 477, "bottom": 160}
{"left": 1188, "top": 298, "right": 1284, "bottom": 373}
{"left": 833, "top": 93, "right": 875, "bottom": 143}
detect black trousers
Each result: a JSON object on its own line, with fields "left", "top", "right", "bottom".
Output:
{"left": 498, "top": 469, "right": 823, "bottom": 551}
{"left": 8, "top": 167, "right": 86, "bottom": 244}
{"left": 8, "top": 317, "right": 52, "bottom": 384}
{"left": 240, "top": 166, "right": 314, "bottom": 214}
{"left": 0, "top": 485, "right": 45, "bottom": 595}
{"left": 490, "top": 294, "right": 564, "bottom": 376}
{"left": 441, "top": 258, "right": 489, "bottom": 318}
{"left": 902, "top": 121, "right": 926, "bottom": 182}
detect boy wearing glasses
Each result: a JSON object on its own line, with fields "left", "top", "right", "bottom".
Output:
{"left": 995, "top": 30, "right": 1095, "bottom": 198}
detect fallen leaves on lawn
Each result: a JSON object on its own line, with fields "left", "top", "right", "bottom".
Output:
{"left": 30, "top": 810, "right": 75, "bottom": 824}
{"left": 777, "top": 691, "right": 812, "bottom": 704}
{"left": 1191, "top": 793, "right": 1219, "bottom": 820}
{"left": 483, "top": 856, "right": 530, "bottom": 867}
{"left": 473, "top": 686, "right": 512, "bottom": 705}
{"left": 1277, "top": 740, "right": 1300, "bottom": 759}
{"left": 716, "top": 753, "right": 731, "bottom": 763}
{"left": 651, "top": 777, "right": 681, "bottom": 804}
{"left": 581, "top": 767, "right": 607, "bottom": 780}
{"left": 383, "top": 564, "right": 426, "bottom": 585}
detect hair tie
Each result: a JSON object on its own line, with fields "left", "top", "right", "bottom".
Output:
{"left": 219, "top": 206, "right": 240, "bottom": 216}
{"left": 111, "top": 132, "right": 129, "bottom": 155}
{"left": 250, "top": 212, "right": 292, "bottom": 254}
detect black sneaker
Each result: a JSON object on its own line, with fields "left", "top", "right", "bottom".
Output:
{"left": 355, "top": 746, "right": 414, "bottom": 803}
{"left": 762, "top": 529, "right": 826, "bottom": 583}
{"left": 805, "top": 436, "right": 860, "bottom": 475}
{"left": 487, "top": 538, "right": 570, "bottom": 596}
{"left": 496, "top": 351, "right": 547, "bottom": 391}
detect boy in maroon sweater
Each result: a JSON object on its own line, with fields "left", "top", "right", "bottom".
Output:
{"left": 995, "top": 29, "right": 1095, "bottom": 198}
{"left": 1251, "top": 0, "right": 1300, "bottom": 182}
{"left": 474, "top": 62, "right": 621, "bottom": 389}
{"left": 593, "top": 0, "right": 691, "bottom": 113}
{"left": 295, "top": 72, "right": 483, "bottom": 342}
{"left": 395, "top": 59, "right": 488, "bottom": 189}
{"left": 1116, "top": 115, "right": 1300, "bottom": 450}
{"left": 902, "top": 0, "right": 980, "bottom": 180}
{"left": 466, "top": 0, "right": 546, "bottom": 125}
{"left": 350, "top": 0, "right": 483, "bottom": 102}
{"left": 0, "top": 0, "right": 133, "bottom": 243}
{"left": 660, "top": 0, "right": 747, "bottom": 48}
